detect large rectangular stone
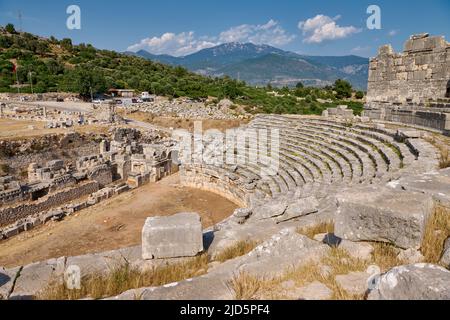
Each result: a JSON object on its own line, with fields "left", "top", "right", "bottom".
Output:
{"left": 335, "top": 187, "right": 435, "bottom": 249}
{"left": 142, "top": 212, "right": 203, "bottom": 260}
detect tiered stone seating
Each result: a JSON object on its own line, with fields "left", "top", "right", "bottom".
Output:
{"left": 180, "top": 115, "right": 439, "bottom": 205}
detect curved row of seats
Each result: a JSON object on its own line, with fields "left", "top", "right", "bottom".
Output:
{"left": 180, "top": 115, "right": 437, "bottom": 204}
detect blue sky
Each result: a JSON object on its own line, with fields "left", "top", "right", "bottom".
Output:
{"left": 0, "top": 0, "right": 449, "bottom": 57}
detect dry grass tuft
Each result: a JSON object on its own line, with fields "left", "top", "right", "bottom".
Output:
{"left": 214, "top": 240, "right": 259, "bottom": 263}
{"left": 38, "top": 254, "right": 209, "bottom": 300}
{"left": 422, "top": 206, "right": 450, "bottom": 264}
{"left": 423, "top": 135, "right": 450, "bottom": 169}
{"left": 297, "top": 221, "right": 334, "bottom": 239}
{"left": 439, "top": 147, "right": 450, "bottom": 169}
{"left": 230, "top": 272, "right": 264, "bottom": 300}
{"left": 230, "top": 241, "right": 404, "bottom": 300}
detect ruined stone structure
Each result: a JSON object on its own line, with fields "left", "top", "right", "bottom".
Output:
{"left": 0, "top": 127, "right": 177, "bottom": 237}
{"left": 364, "top": 33, "right": 450, "bottom": 134}
{"left": 1, "top": 114, "right": 448, "bottom": 300}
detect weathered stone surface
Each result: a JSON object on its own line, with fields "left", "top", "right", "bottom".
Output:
{"left": 335, "top": 271, "right": 371, "bottom": 296}
{"left": 238, "top": 228, "right": 330, "bottom": 277}
{"left": 313, "top": 233, "right": 374, "bottom": 260}
{"left": 232, "top": 208, "right": 252, "bottom": 224}
{"left": 368, "top": 264, "right": 450, "bottom": 300}
{"left": 335, "top": 187, "right": 434, "bottom": 249}
{"left": 296, "top": 281, "right": 333, "bottom": 300}
{"left": 253, "top": 200, "right": 287, "bottom": 220}
{"left": 397, "top": 249, "right": 425, "bottom": 264}
{"left": 142, "top": 212, "right": 203, "bottom": 260}
{"left": 9, "top": 259, "right": 64, "bottom": 299}
{"left": 387, "top": 170, "right": 450, "bottom": 207}
{"left": 440, "top": 238, "right": 450, "bottom": 268}
{"left": 0, "top": 266, "right": 20, "bottom": 299}
{"left": 276, "top": 196, "right": 319, "bottom": 223}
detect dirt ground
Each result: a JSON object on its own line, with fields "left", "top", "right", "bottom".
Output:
{"left": 123, "top": 112, "right": 248, "bottom": 132}
{"left": 0, "top": 118, "right": 109, "bottom": 140}
{"left": 0, "top": 173, "right": 238, "bottom": 268}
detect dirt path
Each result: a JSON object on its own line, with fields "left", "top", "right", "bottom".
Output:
{"left": 0, "top": 173, "right": 238, "bottom": 268}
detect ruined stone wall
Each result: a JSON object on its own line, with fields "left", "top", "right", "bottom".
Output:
{"left": 367, "top": 34, "right": 450, "bottom": 104}
{"left": 0, "top": 181, "right": 99, "bottom": 227}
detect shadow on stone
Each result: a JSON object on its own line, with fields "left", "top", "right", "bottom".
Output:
{"left": 0, "top": 272, "right": 11, "bottom": 287}
{"left": 322, "top": 233, "right": 342, "bottom": 247}
{"left": 203, "top": 230, "right": 215, "bottom": 251}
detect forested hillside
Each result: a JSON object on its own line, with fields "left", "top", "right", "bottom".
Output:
{"left": 0, "top": 24, "right": 364, "bottom": 115}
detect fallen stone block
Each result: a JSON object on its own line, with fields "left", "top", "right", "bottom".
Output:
{"left": 142, "top": 212, "right": 203, "bottom": 260}
{"left": 276, "top": 196, "right": 318, "bottom": 223}
{"left": 232, "top": 208, "right": 252, "bottom": 224}
{"left": 9, "top": 258, "right": 65, "bottom": 299}
{"left": 253, "top": 200, "right": 287, "bottom": 220}
{"left": 0, "top": 266, "right": 21, "bottom": 299}
{"left": 335, "top": 271, "right": 371, "bottom": 296}
{"left": 296, "top": 281, "right": 333, "bottom": 300}
{"left": 368, "top": 264, "right": 450, "bottom": 300}
{"left": 335, "top": 187, "right": 434, "bottom": 249}
{"left": 397, "top": 249, "right": 425, "bottom": 264}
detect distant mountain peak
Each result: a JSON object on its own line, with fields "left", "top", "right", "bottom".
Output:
{"left": 130, "top": 42, "right": 369, "bottom": 89}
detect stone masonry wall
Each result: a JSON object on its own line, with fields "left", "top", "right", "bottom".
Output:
{"left": 364, "top": 34, "right": 450, "bottom": 134}
{"left": 0, "top": 181, "right": 99, "bottom": 227}
{"left": 367, "top": 34, "right": 450, "bottom": 104}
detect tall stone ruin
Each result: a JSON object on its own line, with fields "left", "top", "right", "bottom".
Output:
{"left": 364, "top": 33, "right": 450, "bottom": 135}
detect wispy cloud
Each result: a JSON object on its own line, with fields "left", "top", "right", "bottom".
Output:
{"left": 127, "top": 31, "right": 218, "bottom": 56}
{"left": 219, "top": 19, "right": 296, "bottom": 47}
{"left": 127, "top": 20, "right": 295, "bottom": 56}
{"left": 298, "top": 14, "right": 361, "bottom": 43}
{"left": 351, "top": 45, "right": 371, "bottom": 53}
{"left": 388, "top": 30, "right": 398, "bottom": 37}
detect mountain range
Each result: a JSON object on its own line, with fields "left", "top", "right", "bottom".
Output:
{"left": 125, "top": 43, "right": 369, "bottom": 90}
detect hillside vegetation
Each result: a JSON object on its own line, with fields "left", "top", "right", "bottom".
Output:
{"left": 0, "top": 24, "right": 364, "bottom": 115}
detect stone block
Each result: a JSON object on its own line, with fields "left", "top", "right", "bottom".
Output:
{"left": 368, "top": 264, "right": 450, "bottom": 300}
{"left": 335, "top": 271, "right": 371, "bottom": 296}
{"left": 296, "top": 281, "right": 333, "bottom": 300}
{"left": 276, "top": 196, "right": 318, "bottom": 223}
{"left": 142, "top": 212, "right": 203, "bottom": 260}
{"left": 335, "top": 187, "right": 435, "bottom": 249}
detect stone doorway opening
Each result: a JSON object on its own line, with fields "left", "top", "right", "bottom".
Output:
{"left": 446, "top": 80, "right": 450, "bottom": 98}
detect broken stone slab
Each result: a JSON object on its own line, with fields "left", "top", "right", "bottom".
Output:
{"left": 397, "top": 249, "right": 425, "bottom": 264}
{"left": 9, "top": 258, "right": 65, "bottom": 300}
{"left": 238, "top": 228, "right": 330, "bottom": 277}
{"left": 296, "top": 281, "right": 333, "bottom": 300}
{"left": 0, "top": 266, "right": 21, "bottom": 300}
{"left": 276, "top": 196, "right": 319, "bottom": 223}
{"left": 335, "top": 271, "right": 372, "bottom": 296}
{"left": 368, "top": 264, "right": 450, "bottom": 300}
{"left": 142, "top": 212, "right": 203, "bottom": 260}
{"left": 314, "top": 233, "right": 374, "bottom": 260}
{"left": 253, "top": 200, "right": 287, "bottom": 220}
{"left": 335, "top": 187, "right": 435, "bottom": 249}
{"left": 396, "top": 129, "right": 422, "bottom": 140}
